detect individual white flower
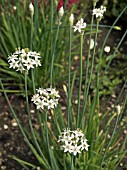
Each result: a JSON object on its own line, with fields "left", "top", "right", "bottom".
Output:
{"left": 8, "top": 48, "right": 41, "bottom": 73}
{"left": 32, "top": 87, "right": 60, "bottom": 110}
{"left": 71, "top": 145, "right": 81, "bottom": 156}
{"left": 9, "top": 60, "right": 19, "bottom": 69}
{"left": 92, "top": 5, "right": 106, "bottom": 19}
{"left": 23, "top": 58, "right": 35, "bottom": 70}
{"left": 104, "top": 46, "right": 110, "bottom": 53}
{"left": 36, "top": 100, "right": 45, "bottom": 110}
{"left": 31, "top": 94, "right": 40, "bottom": 103}
{"left": 16, "top": 63, "right": 25, "bottom": 73}
{"left": 29, "top": 2, "right": 34, "bottom": 14}
{"left": 47, "top": 99, "right": 56, "bottom": 110}
{"left": 73, "top": 18, "right": 86, "bottom": 33}
{"left": 81, "top": 139, "right": 89, "bottom": 151}
{"left": 58, "top": 6, "right": 64, "bottom": 18}
{"left": 63, "top": 142, "right": 73, "bottom": 153}
{"left": 58, "top": 129, "right": 89, "bottom": 156}
{"left": 69, "top": 14, "right": 74, "bottom": 26}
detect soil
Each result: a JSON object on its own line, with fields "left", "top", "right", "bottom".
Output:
{"left": 0, "top": 15, "right": 127, "bottom": 170}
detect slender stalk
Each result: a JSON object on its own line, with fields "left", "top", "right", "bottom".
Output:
{"left": 50, "top": 19, "right": 60, "bottom": 87}
{"left": 88, "top": 20, "right": 100, "bottom": 114}
{"left": 79, "top": 13, "right": 94, "bottom": 129}
{"left": 30, "top": 10, "right": 34, "bottom": 50}
{"left": 32, "top": 69, "right": 36, "bottom": 94}
{"left": 76, "top": 32, "right": 83, "bottom": 128}
{"left": 31, "top": 69, "right": 45, "bottom": 142}
{"left": 24, "top": 72, "right": 49, "bottom": 167}
{"left": 45, "top": 111, "right": 54, "bottom": 170}
{"left": 71, "top": 155, "right": 74, "bottom": 170}
{"left": 68, "top": 26, "right": 72, "bottom": 128}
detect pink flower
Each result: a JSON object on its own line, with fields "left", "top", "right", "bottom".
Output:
{"left": 67, "top": 0, "right": 78, "bottom": 9}
{"left": 57, "top": 0, "right": 64, "bottom": 10}
{"left": 57, "top": 0, "right": 78, "bottom": 10}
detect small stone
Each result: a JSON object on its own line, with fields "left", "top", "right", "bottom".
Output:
{"left": 34, "top": 124, "right": 40, "bottom": 130}
{"left": 30, "top": 110, "right": 35, "bottom": 113}
{"left": 120, "top": 163, "right": 123, "bottom": 166}
{"left": 124, "top": 130, "right": 127, "bottom": 134}
{"left": 37, "top": 167, "right": 41, "bottom": 170}
{"left": 11, "top": 119, "right": 18, "bottom": 127}
{"left": 74, "top": 55, "right": 79, "bottom": 60}
{"left": 1, "top": 166, "right": 6, "bottom": 170}
{"left": 3, "top": 125, "right": 8, "bottom": 130}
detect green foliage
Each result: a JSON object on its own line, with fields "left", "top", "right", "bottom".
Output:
{"left": 0, "top": 0, "right": 79, "bottom": 93}
{"left": 89, "top": 51, "right": 127, "bottom": 95}
{"left": 102, "top": 0, "right": 127, "bottom": 18}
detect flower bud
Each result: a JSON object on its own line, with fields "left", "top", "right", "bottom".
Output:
{"left": 29, "top": 2, "right": 34, "bottom": 14}
{"left": 58, "top": 6, "right": 64, "bottom": 19}
{"left": 69, "top": 14, "right": 74, "bottom": 26}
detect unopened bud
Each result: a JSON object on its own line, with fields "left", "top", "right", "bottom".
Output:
{"left": 58, "top": 6, "right": 64, "bottom": 19}
{"left": 29, "top": 3, "right": 34, "bottom": 14}
{"left": 69, "top": 14, "right": 74, "bottom": 26}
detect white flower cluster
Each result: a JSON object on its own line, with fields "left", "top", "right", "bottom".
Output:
{"left": 92, "top": 5, "right": 106, "bottom": 19}
{"left": 31, "top": 88, "right": 60, "bottom": 110}
{"left": 73, "top": 18, "right": 86, "bottom": 33}
{"left": 58, "top": 129, "right": 89, "bottom": 156}
{"left": 8, "top": 48, "right": 41, "bottom": 73}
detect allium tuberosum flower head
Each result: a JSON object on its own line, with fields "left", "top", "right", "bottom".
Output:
{"left": 31, "top": 88, "right": 60, "bottom": 110}
{"left": 92, "top": 5, "right": 106, "bottom": 20}
{"left": 8, "top": 48, "right": 41, "bottom": 73}
{"left": 73, "top": 18, "right": 86, "bottom": 33}
{"left": 58, "top": 128, "right": 89, "bottom": 156}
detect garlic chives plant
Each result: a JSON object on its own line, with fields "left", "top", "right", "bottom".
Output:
{"left": 1, "top": 1, "right": 127, "bottom": 169}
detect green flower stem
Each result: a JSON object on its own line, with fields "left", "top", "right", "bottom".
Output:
{"left": 24, "top": 72, "right": 49, "bottom": 168}
{"left": 30, "top": 12, "right": 34, "bottom": 50}
{"left": 50, "top": 19, "right": 60, "bottom": 87}
{"left": 79, "top": 13, "right": 94, "bottom": 129}
{"left": 32, "top": 69, "right": 36, "bottom": 94}
{"left": 70, "top": 155, "right": 74, "bottom": 170}
{"left": 45, "top": 111, "right": 54, "bottom": 170}
{"left": 68, "top": 26, "right": 72, "bottom": 128}
{"left": 0, "top": 79, "right": 48, "bottom": 167}
{"left": 31, "top": 69, "right": 45, "bottom": 142}
{"left": 92, "top": 19, "right": 100, "bottom": 107}
{"left": 76, "top": 32, "right": 83, "bottom": 128}
{"left": 88, "top": 20, "right": 100, "bottom": 140}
